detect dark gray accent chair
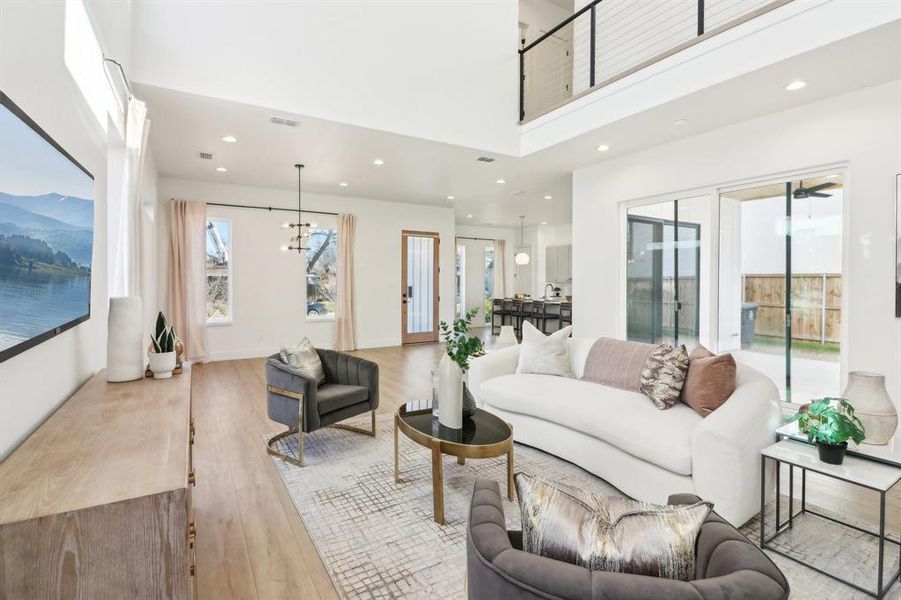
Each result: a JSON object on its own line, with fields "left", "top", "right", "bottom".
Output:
{"left": 265, "top": 349, "right": 379, "bottom": 467}
{"left": 467, "top": 479, "right": 789, "bottom": 600}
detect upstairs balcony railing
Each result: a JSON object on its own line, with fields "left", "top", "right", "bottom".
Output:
{"left": 519, "top": 0, "right": 791, "bottom": 122}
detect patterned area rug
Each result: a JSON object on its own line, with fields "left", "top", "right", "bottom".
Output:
{"left": 267, "top": 413, "right": 900, "bottom": 599}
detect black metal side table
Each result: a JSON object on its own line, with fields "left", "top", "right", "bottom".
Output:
{"left": 760, "top": 440, "right": 901, "bottom": 598}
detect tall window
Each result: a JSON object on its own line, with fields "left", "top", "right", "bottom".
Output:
{"left": 455, "top": 244, "right": 466, "bottom": 318}
{"left": 206, "top": 219, "right": 232, "bottom": 323}
{"left": 306, "top": 227, "right": 338, "bottom": 318}
{"left": 484, "top": 246, "right": 495, "bottom": 324}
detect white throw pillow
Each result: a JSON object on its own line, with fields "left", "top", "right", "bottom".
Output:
{"left": 516, "top": 321, "right": 573, "bottom": 377}
{"left": 279, "top": 337, "right": 325, "bottom": 385}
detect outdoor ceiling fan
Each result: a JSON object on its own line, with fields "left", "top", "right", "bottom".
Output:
{"left": 793, "top": 180, "right": 837, "bottom": 199}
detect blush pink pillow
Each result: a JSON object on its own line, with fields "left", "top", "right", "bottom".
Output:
{"left": 681, "top": 345, "right": 736, "bottom": 417}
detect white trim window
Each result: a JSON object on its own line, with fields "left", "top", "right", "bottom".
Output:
{"left": 205, "top": 218, "right": 233, "bottom": 324}
{"left": 306, "top": 226, "right": 338, "bottom": 320}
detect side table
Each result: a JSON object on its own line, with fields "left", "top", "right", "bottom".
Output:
{"left": 760, "top": 439, "right": 901, "bottom": 598}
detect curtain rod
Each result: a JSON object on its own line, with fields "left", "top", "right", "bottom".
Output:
{"left": 456, "top": 236, "right": 498, "bottom": 242}
{"left": 206, "top": 201, "right": 339, "bottom": 216}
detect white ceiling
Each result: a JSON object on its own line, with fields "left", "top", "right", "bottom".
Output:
{"left": 142, "top": 19, "right": 900, "bottom": 228}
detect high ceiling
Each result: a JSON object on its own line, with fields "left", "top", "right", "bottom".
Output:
{"left": 142, "top": 19, "right": 900, "bottom": 227}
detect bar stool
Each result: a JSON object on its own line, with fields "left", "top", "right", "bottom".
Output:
{"left": 530, "top": 300, "right": 546, "bottom": 333}
{"left": 560, "top": 302, "right": 572, "bottom": 328}
{"left": 542, "top": 302, "right": 562, "bottom": 333}
{"left": 502, "top": 299, "right": 515, "bottom": 328}
{"left": 516, "top": 299, "right": 533, "bottom": 336}
{"left": 509, "top": 299, "right": 522, "bottom": 333}
{"left": 491, "top": 298, "right": 505, "bottom": 335}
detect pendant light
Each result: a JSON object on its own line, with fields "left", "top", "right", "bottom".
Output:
{"left": 514, "top": 215, "right": 530, "bottom": 266}
{"left": 280, "top": 164, "right": 313, "bottom": 252}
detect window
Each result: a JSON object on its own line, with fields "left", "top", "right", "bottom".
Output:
{"left": 306, "top": 227, "right": 338, "bottom": 318}
{"left": 484, "top": 246, "right": 495, "bottom": 324}
{"left": 205, "top": 218, "right": 232, "bottom": 323}
{"left": 455, "top": 244, "right": 466, "bottom": 318}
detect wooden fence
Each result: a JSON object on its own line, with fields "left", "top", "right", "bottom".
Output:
{"left": 743, "top": 273, "right": 841, "bottom": 343}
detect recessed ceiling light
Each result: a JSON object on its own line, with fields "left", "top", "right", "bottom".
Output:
{"left": 221, "top": 135, "right": 238, "bottom": 143}
{"left": 596, "top": 144, "right": 610, "bottom": 152}
{"left": 785, "top": 80, "right": 806, "bottom": 91}
{"left": 466, "top": 214, "right": 473, "bottom": 218}
{"left": 339, "top": 182, "right": 349, "bottom": 187}
{"left": 446, "top": 195, "right": 455, "bottom": 200}
{"left": 673, "top": 118, "right": 688, "bottom": 127}
{"left": 496, "top": 178, "right": 506, "bottom": 184}
{"left": 544, "top": 195, "right": 552, "bottom": 200}
{"left": 541, "top": 221, "right": 548, "bottom": 225}
{"left": 215, "top": 166, "right": 228, "bottom": 172}
{"left": 373, "top": 158, "right": 385, "bottom": 166}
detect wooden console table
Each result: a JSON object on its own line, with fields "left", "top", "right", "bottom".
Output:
{"left": 0, "top": 366, "right": 195, "bottom": 599}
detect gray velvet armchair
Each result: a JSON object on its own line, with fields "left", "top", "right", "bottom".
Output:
{"left": 467, "top": 479, "right": 789, "bottom": 600}
{"left": 265, "top": 348, "right": 379, "bottom": 466}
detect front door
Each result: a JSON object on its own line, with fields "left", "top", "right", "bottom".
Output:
{"left": 402, "top": 231, "right": 439, "bottom": 343}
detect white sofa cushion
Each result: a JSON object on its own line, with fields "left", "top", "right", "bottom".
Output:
{"left": 481, "top": 373, "right": 701, "bottom": 475}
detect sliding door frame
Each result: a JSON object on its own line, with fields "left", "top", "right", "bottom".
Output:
{"left": 401, "top": 230, "right": 440, "bottom": 344}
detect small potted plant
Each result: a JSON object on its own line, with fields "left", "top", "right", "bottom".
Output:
{"left": 786, "top": 398, "right": 866, "bottom": 465}
{"left": 437, "top": 308, "right": 484, "bottom": 428}
{"left": 148, "top": 311, "right": 178, "bottom": 379}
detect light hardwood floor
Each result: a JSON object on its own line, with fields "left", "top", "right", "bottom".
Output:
{"left": 191, "top": 340, "right": 899, "bottom": 600}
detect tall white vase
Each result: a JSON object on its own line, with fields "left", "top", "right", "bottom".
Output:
{"left": 107, "top": 297, "right": 145, "bottom": 382}
{"left": 843, "top": 371, "right": 897, "bottom": 445}
{"left": 438, "top": 354, "right": 463, "bottom": 429}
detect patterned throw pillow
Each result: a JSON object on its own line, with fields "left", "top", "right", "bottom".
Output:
{"left": 639, "top": 344, "right": 689, "bottom": 409}
{"left": 515, "top": 473, "right": 711, "bottom": 581}
{"left": 515, "top": 321, "right": 573, "bottom": 377}
{"left": 279, "top": 337, "right": 325, "bottom": 385}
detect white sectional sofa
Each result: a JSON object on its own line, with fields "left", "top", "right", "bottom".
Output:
{"left": 467, "top": 338, "right": 782, "bottom": 526}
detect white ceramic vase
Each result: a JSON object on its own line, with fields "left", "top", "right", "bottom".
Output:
{"left": 497, "top": 325, "right": 518, "bottom": 346}
{"left": 843, "top": 371, "right": 897, "bottom": 445}
{"left": 438, "top": 354, "right": 463, "bottom": 429}
{"left": 149, "top": 351, "right": 177, "bottom": 379}
{"left": 107, "top": 297, "right": 145, "bottom": 382}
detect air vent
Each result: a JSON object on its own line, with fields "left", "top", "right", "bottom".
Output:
{"left": 477, "top": 156, "right": 495, "bottom": 163}
{"left": 198, "top": 152, "right": 213, "bottom": 160}
{"left": 512, "top": 190, "right": 526, "bottom": 196}
{"left": 270, "top": 116, "right": 300, "bottom": 127}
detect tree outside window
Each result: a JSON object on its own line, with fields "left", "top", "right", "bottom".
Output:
{"left": 206, "top": 219, "right": 232, "bottom": 323}
{"left": 306, "top": 228, "right": 337, "bottom": 318}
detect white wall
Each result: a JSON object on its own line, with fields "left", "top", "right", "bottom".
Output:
{"left": 0, "top": 1, "right": 111, "bottom": 458}
{"left": 572, "top": 81, "right": 901, "bottom": 412}
{"left": 156, "top": 178, "right": 456, "bottom": 360}
{"left": 519, "top": 0, "right": 571, "bottom": 44}
{"left": 129, "top": 0, "right": 520, "bottom": 155}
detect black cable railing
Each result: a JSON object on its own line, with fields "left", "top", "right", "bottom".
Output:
{"left": 518, "top": 0, "right": 790, "bottom": 122}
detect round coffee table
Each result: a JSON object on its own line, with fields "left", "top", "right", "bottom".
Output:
{"left": 394, "top": 400, "right": 513, "bottom": 525}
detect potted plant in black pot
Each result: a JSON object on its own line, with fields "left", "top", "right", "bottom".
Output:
{"left": 787, "top": 398, "right": 866, "bottom": 465}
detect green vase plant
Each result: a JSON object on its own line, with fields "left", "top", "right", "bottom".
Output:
{"left": 786, "top": 397, "right": 866, "bottom": 465}
{"left": 439, "top": 307, "right": 484, "bottom": 373}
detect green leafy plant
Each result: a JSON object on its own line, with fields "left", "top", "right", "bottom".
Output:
{"left": 440, "top": 307, "right": 484, "bottom": 373}
{"left": 151, "top": 311, "right": 177, "bottom": 354}
{"left": 786, "top": 397, "right": 866, "bottom": 446}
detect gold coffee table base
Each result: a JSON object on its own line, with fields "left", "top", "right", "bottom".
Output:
{"left": 394, "top": 403, "right": 513, "bottom": 525}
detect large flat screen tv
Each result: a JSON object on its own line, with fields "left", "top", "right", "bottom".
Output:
{"left": 0, "top": 91, "right": 94, "bottom": 363}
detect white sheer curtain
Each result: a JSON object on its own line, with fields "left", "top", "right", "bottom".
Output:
{"left": 493, "top": 239, "right": 506, "bottom": 298}
{"left": 168, "top": 200, "right": 208, "bottom": 362}
{"left": 335, "top": 213, "right": 356, "bottom": 351}
{"left": 108, "top": 96, "right": 149, "bottom": 298}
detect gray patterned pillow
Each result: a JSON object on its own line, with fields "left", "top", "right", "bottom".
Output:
{"left": 279, "top": 337, "right": 325, "bottom": 385}
{"left": 515, "top": 321, "right": 573, "bottom": 377}
{"left": 639, "top": 344, "right": 689, "bottom": 409}
{"left": 515, "top": 473, "right": 711, "bottom": 581}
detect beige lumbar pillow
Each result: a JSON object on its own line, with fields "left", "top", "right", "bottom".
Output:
{"left": 515, "top": 473, "right": 711, "bottom": 581}
{"left": 279, "top": 337, "right": 325, "bottom": 385}
{"left": 681, "top": 345, "right": 736, "bottom": 417}
{"left": 639, "top": 344, "right": 689, "bottom": 409}
{"left": 515, "top": 321, "right": 573, "bottom": 377}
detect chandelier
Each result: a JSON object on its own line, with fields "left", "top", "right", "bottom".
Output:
{"left": 280, "top": 163, "right": 316, "bottom": 252}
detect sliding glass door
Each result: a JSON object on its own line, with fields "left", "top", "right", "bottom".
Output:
{"left": 718, "top": 174, "right": 843, "bottom": 403}
{"left": 626, "top": 199, "right": 702, "bottom": 348}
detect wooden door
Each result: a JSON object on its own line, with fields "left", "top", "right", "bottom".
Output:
{"left": 401, "top": 231, "right": 440, "bottom": 343}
